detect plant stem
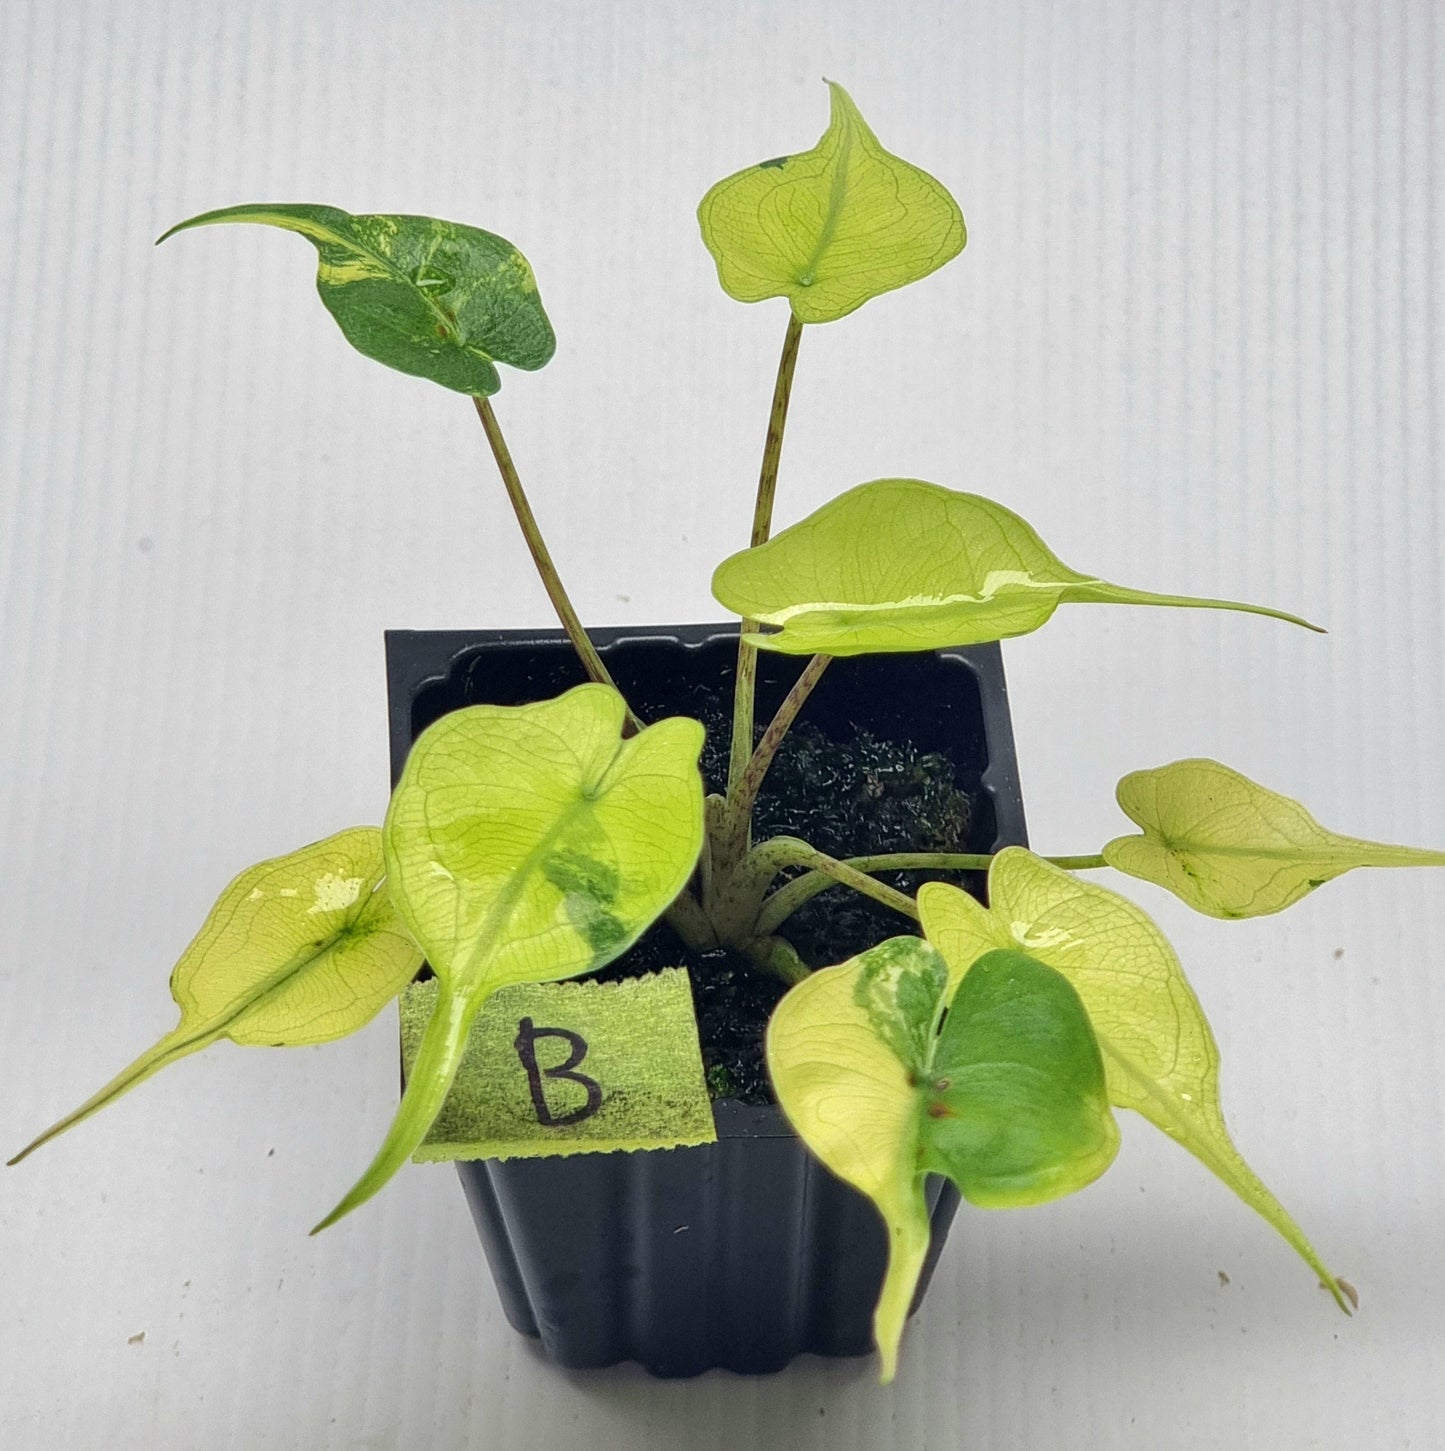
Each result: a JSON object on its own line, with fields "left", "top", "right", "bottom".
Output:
{"left": 746, "top": 836, "right": 921, "bottom": 928}
{"left": 723, "top": 652, "right": 831, "bottom": 850}
{"left": 726, "top": 312, "right": 805, "bottom": 809}
{"left": 754, "top": 850, "right": 1109, "bottom": 937}
{"left": 472, "top": 395, "right": 644, "bottom": 736}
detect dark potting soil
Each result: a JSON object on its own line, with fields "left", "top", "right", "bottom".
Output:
{"left": 590, "top": 690, "right": 979, "bottom": 1104}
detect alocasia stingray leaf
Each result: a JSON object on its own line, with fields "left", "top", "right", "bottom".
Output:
{"left": 711, "top": 479, "right": 1322, "bottom": 656}
{"left": 1104, "top": 758, "right": 1445, "bottom": 919}
{"left": 312, "top": 684, "right": 705, "bottom": 1232}
{"left": 767, "top": 936, "right": 1118, "bottom": 1381}
{"left": 697, "top": 80, "right": 964, "bottom": 323}
{"left": 158, "top": 203, "right": 555, "bottom": 396}
{"left": 918, "top": 849, "right": 1350, "bottom": 1309}
{"left": 8, "top": 828, "right": 421, "bottom": 1167}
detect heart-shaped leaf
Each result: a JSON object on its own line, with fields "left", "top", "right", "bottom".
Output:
{"left": 711, "top": 479, "right": 1322, "bottom": 655}
{"left": 1104, "top": 758, "right": 1445, "bottom": 919}
{"left": 8, "top": 828, "right": 421, "bottom": 1166}
{"left": 312, "top": 684, "right": 705, "bottom": 1231}
{"left": 767, "top": 936, "right": 1117, "bottom": 1381}
{"left": 158, "top": 203, "right": 555, "bottom": 396}
{"left": 697, "top": 81, "right": 965, "bottom": 324}
{"left": 918, "top": 849, "right": 1349, "bottom": 1308}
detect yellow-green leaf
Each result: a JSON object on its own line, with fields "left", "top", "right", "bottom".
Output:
{"left": 767, "top": 936, "right": 1117, "bottom": 1381}
{"left": 8, "top": 828, "right": 421, "bottom": 1167}
{"left": 711, "top": 480, "right": 1322, "bottom": 655}
{"left": 1104, "top": 758, "right": 1445, "bottom": 919}
{"left": 312, "top": 685, "right": 705, "bottom": 1231}
{"left": 697, "top": 81, "right": 964, "bottom": 324}
{"left": 918, "top": 849, "right": 1350, "bottom": 1309}
{"left": 158, "top": 203, "right": 555, "bottom": 396}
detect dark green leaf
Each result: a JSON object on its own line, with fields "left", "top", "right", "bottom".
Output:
{"left": 158, "top": 203, "right": 555, "bottom": 395}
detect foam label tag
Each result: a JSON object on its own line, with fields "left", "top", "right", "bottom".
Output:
{"left": 399, "top": 969, "right": 717, "bottom": 1161}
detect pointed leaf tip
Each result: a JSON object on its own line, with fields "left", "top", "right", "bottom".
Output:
{"left": 155, "top": 202, "right": 555, "bottom": 395}
{"left": 7, "top": 828, "right": 421, "bottom": 1167}
{"left": 698, "top": 86, "right": 963, "bottom": 322}
{"left": 316, "top": 687, "right": 706, "bottom": 1222}
{"left": 712, "top": 480, "right": 1320, "bottom": 655}
{"left": 767, "top": 935, "right": 1116, "bottom": 1378}
{"left": 1104, "top": 759, "right": 1445, "bottom": 918}
{"left": 919, "top": 850, "right": 1344, "bottom": 1299}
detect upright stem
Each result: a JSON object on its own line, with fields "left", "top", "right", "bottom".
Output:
{"left": 726, "top": 313, "right": 805, "bottom": 808}
{"left": 730, "top": 652, "right": 832, "bottom": 831}
{"left": 473, "top": 396, "right": 644, "bottom": 736}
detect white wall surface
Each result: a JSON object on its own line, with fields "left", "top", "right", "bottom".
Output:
{"left": 2, "top": 2, "right": 1442, "bottom": 1447}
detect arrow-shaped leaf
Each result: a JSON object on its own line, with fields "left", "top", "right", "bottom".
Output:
{"left": 711, "top": 479, "right": 1322, "bottom": 656}
{"left": 158, "top": 203, "right": 555, "bottom": 396}
{"left": 917, "top": 849, "right": 1349, "bottom": 1309}
{"left": 1104, "top": 758, "right": 1445, "bottom": 918}
{"left": 698, "top": 81, "right": 965, "bottom": 324}
{"left": 766, "top": 936, "right": 1117, "bottom": 1381}
{"left": 8, "top": 828, "right": 422, "bottom": 1166}
{"left": 312, "top": 684, "right": 705, "bottom": 1231}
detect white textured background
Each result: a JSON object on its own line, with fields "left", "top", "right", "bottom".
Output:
{"left": 2, "top": 2, "right": 1442, "bottom": 1447}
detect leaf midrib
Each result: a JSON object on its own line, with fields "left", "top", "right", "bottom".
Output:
{"left": 796, "top": 108, "right": 855, "bottom": 287}
{"left": 439, "top": 748, "right": 626, "bottom": 994}
{"left": 254, "top": 208, "right": 495, "bottom": 366}
{"left": 1126, "top": 835, "right": 1444, "bottom": 865}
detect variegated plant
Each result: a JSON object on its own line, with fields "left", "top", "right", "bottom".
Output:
{"left": 11, "top": 82, "right": 1440, "bottom": 1384}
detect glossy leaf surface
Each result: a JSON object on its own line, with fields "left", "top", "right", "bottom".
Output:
{"left": 1105, "top": 758, "right": 1445, "bottom": 919}
{"left": 711, "top": 479, "right": 1322, "bottom": 655}
{"left": 697, "top": 81, "right": 964, "bottom": 323}
{"left": 767, "top": 936, "right": 1117, "bottom": 1380}
{"left": 8, "top": 828, "right": 420, "bottom": 1166}
{"left": 158, "top": 203, "right": 555, "bottom": 395}
{"left": 313, "top": 685, "right": 705, "bottom": 1230}
{"left": 919, "top": 849, "right": 1349, "bottom": 1308}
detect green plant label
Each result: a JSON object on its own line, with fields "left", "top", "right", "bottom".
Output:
{"left": 698, "top": 81, "right": 964, "bottom": 323}
{"left": 918, "top": 849, "right": 1350, "bottom": 1309}
{"left": 766, "top": 935, "right": 1117, "bottom": 1381}
{"left": 1104, "top": 758, "right": 1445, "bottom": 918}
{"left": 158, "top": 203, "right": 555, "bottom": 395}
{"left": 8, "top": 828, "right": 422, "bottom": 1167}
{"left": 711, "top": 479, "right": 1322, "bottom": 655}
{"left": 398, "top": 970, "right": 715, "bottom": 1160}
{"left": 311, "top": 684, "right": 705, "bottom": 1231}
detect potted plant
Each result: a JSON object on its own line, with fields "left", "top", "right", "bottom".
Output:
{"left": 9, "top": 82, "right": 1443, "bottom": 1382}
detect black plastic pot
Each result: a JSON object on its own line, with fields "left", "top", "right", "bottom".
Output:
{"left": 384, "top": 624, "right": 1028, "bottom": 1377}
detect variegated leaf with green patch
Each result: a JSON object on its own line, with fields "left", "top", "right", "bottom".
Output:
{"left": 158, "top": 203, "right": 555, "bottom": 395}
{"left": 8, "top": 828, "right": 422, "bottom": 1167}
{"left": 767, "top": 936, "right": 1117, "bottom": 1382}
{"left": 1104, "top": 758, "right": 1445, "bottom": 919}
{"left": 918, "top": 849, "right": 1350, "bottom": 1309}
{"left": 697, "top": 81, "right": 964, "bottom": 323}
{"left": 711, "top": 480, "right": 1322, "bottom": 655}
{"left": 312, "top": 684, "right": 705, "bottom": 1231}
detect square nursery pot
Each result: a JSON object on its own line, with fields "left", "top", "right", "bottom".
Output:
{"left": 385, "top": 624, "right": 1029, "bottom": 1377}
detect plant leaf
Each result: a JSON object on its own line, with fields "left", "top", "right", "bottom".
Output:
{"left": 7, "top": 828, "right": 421, "bottom": 1167}
{"left": 312, "top": 685, "right": 705, "bottom": 1231}
{"left": 918, "top": 849, "right": 1350, "bottom": 1309}
{"left": 697, "top": 80, "right": 964, "bottom": 324}
{"left": 711, "top": 479, "right": 1322, "bottom": 656}
{"left": 766, "top": 936, "right": 1117, "bottom": 1381}
{"left": 158, "top": 203, "right": 555, "bottom": 396}
{"left": 1104, "top": 758, "right": 1445, "bottom": 919}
